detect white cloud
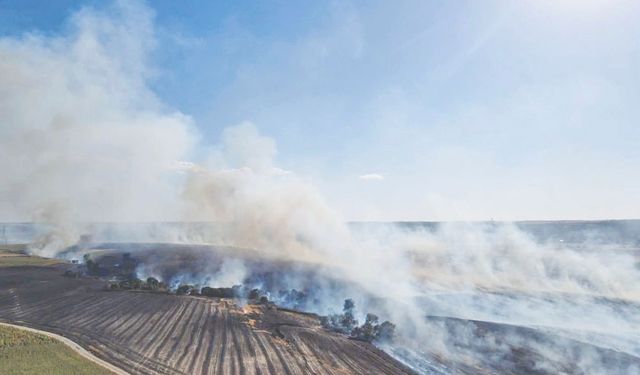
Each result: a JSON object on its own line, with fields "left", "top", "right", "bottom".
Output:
{"left": 359, "top": 173, "right": 384, "bottom": 181}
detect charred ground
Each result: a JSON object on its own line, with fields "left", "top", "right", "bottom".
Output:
{"left": 0, "top": 257, "right": 415, "bottom": 375}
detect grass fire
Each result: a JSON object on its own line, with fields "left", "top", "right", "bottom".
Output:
{"left": 1, "top": 1, "right": 640, "bottom": 374}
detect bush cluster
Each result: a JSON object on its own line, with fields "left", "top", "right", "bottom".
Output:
{"left": 320, "top": 299, "right": 396, "bottom": 343}
{"left": 186, "top": 285, "right": 270, "bottom": 305}
{"left": 276, "top": 289, "right": 308, "bottom": 309}
{"left": 200, "top": 285, "right": 241, "bottom": 298}
{"left": 109, "top": 277, "right": 166, "bottom": 291}
{"left": 62, "top": 270, "right": 80, "bottom": 279}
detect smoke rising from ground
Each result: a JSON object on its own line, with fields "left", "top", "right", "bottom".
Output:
{"left": 1, "top": 2, "right": 639, "bottom": 374}
{"left": 140, "top": 120, "right": 640, "bottom": 372}
{"left": 0, "top": 1, "right": 196, "bottom": 254}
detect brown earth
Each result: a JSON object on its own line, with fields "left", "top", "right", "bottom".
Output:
{"left": 0, "top": 264, "right": 416, "bottom": 375}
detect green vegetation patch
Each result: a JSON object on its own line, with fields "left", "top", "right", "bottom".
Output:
{"left": 0, "top": 325, "right": 113, "bottom": 375}
{"left": 0, "top": 254, "right": 62, "bottom": 267}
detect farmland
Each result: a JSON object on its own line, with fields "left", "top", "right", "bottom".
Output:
{"left": 0, "top": 245, "right": 63, "bottom": 268}
{"left": 0, "top": 261, "right": 415, "bottom": 375}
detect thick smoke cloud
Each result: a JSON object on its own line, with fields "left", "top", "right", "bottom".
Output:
{"left": 182, "top": 123, "right": 640, "bottom": 373}
{"left": 399, "top": 222, "right": 640, "bottom": 299}
{"left": 0, "top": 1, "right": 196, "bottom": 254}
{"left": 182, "top": 122, "right": 418, "bottom": 305}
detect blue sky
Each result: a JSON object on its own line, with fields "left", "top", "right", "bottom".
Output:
{"left": 2, "top": 0, "right": 639, "bottom": 221}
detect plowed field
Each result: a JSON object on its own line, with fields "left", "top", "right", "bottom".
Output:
{"left": 0, "top": 265, "right": 415, "bottom": 375}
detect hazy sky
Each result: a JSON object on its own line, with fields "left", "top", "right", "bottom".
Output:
{"left": 1, "top": 0, "right": 639, "bottom": 221}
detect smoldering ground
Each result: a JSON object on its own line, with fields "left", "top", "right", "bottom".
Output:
{"left": 24, "top": 220, "right": 640, "bottom": 374}
{"left": 1, "top": 1, "right": 639, "bottom": 374}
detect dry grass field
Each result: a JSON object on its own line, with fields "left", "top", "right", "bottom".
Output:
{"left": 0, "top": 245, "right": 62, "bottom": 267}
{"left": 0, "top": 244, "right": 27, "bottom": 253}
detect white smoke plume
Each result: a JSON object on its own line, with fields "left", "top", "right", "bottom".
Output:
{"left": 182, "top": 122, "right": 640, "bottom": 373}
{"left": 0, "top": 1, "right": 196, "bottom": 255}
{"left": 181, "top": 122, "right": 418, "bottom": 309}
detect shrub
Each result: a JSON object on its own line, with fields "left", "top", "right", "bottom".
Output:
{"left": 351, "top": 314, "right": 396, "bottom": 343}
{"left": 63, "top": 270, "right": 79, "bottom": 278}
{"left": 344, "top": 299, "right": 355, "bottom": 312}
{"left": 84, "top": 256, "right": 99, "bottom": 275}
{"left": 146, "top": 277, "right": 160, "bottom": 290}
{"left": 176, "top": 284, "right": 194, "bottom": 295}
{"left": 351, "top": 313, "right": 379, "bottom": 342}
{"left": 200, "top": 285, "right": 243, "bottom": 298}
{"left": 320, "top": 299, "right": 397, "bottom": 343}
{"left": 320, "top": 299, "right": 359, "bottom": 334}
{"left": 376, "top": 321, "right": 396, "bottom": 342}
{"left": 277, "top": 289, "right": 308, "bottom": 309}
{"left": 200, "top": 286, "right": 233, "bottom": 298}
{"left": 118, "top": 280, "right": 131, "bottom": 290}
{"left": 129, "top": 278, "right": 142, "bottom": 290}
{"left": 248, "top": 288, "right": 261, "bottom": 300}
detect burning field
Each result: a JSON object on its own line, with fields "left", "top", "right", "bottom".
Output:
{"left": 2, "top": 2, "right": 640, "bottom": 374}
{"left": 3, "top": 221, "right": 639, "bottom": 375}
{"left": 0, "top": 257, "right": 414, "bottom": 375}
